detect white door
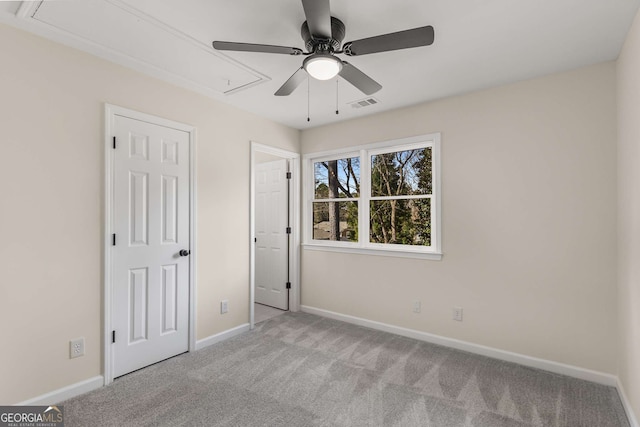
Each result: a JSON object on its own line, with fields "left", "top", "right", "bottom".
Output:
{"left": 255, "top": 159, "right": 289, "bottom": 310}
{"left": 112, "top": 115, "right": 190, "bottom": 378}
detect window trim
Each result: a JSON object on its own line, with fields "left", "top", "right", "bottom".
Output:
{"left": 303, "top": 133, "right": 442, "bottom": 259}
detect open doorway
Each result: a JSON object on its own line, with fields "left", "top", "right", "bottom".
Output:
{"left": 250, "top": 142, "right": 300, "bottom": 328}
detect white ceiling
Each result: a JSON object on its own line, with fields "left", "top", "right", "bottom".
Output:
{"left": 1, "top": 0, "right": 638, "bottom": 130}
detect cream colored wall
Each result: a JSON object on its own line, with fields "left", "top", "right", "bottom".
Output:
{"left": 301, "top": 62, "right": 618, "bottom": 373}
{"left": 0, "top": 23, "right": 299, "bottom": 404}
{"left": 617, "top": 8, "right": 640, "bottom": 419}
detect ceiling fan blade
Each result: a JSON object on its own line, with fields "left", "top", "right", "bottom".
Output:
{"left": 301, "top": 0, "right": 332, "bottom": 39}
{"left": 275, "top": 68, "right": 308, "bottom": 96}
{"left": 213, "top": 41, "right": 303, "bottom": 55}
{"left": 343, "top": 26, "right": 434, "bottom": 56}
{"left": 339, "top": 62, "right": 382, "bottom": 95}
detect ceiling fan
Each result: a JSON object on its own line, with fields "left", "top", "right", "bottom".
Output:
{"left": 212, "top": 0, "right": 435, "bottom": 96}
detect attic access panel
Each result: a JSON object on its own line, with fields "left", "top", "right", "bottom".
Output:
{"left": 29, "top": 0, "right": 267, "bottom": 94}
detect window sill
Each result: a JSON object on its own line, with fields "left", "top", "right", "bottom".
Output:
{"left": 302, "top": 243, "right": 443, "bottom": 260}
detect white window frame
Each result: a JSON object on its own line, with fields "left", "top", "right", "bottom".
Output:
{"left": 303, "top": 133, "right": 442, "bottom": 260}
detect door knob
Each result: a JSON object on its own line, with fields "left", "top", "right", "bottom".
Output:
{"left": 179, "top": 249, "right": 191, "bottom": 257}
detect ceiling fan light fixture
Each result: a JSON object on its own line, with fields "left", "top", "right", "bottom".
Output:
{"left": 303, "top": 54, "right": 342, "bottom": 80}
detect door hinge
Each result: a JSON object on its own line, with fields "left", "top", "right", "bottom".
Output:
{"left": 112, "top": 136, "right": 116, "bottom": 149}
{"left": 112, "top": 234, "right": 116, "bottom": 246}
{"left": 286, "top": 227, "right": 292, "bottom": 234}
{"left": 286, "top": 282, "right": 291, "bottom": 289}
{"left": 112, "top": 330, "right": 116, "bottom": 343}
{"left": 286, "top": 172, "right": 292, "bottom": 179}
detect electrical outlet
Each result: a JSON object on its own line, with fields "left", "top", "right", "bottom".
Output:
{"left": 221, "top": 300, "right": 229, "bottom": 314}
{"left": 70, "top": 337, "right": 85, "bottom": 359}
{"left": 413, "top": 300, "right": 421, "bottom": 313}
{"left": 452, "top": 307, "right": 463, "bottom": 322}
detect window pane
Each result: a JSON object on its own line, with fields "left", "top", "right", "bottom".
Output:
{"left": 314, "top": 157, "right": 360, "bottom": 199}
{"left": 313, "top": 201, "right": 358, "bottom": 241}
{"left": 371, "top": 147, "right": 432, "bottom": 197}
{"left": 370, "top": 198, "right": 431, "bottom": 246}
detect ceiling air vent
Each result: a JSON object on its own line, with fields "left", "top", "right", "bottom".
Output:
{"left": 349, "top": 97, "right": 380, "bottom": 109}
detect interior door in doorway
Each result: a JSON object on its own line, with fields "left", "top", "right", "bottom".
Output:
{"left": 111, "top": 114, "right": 190, "bottom": 378}
{"left": 255, "top": 158, "right": 289, "bottom": 310}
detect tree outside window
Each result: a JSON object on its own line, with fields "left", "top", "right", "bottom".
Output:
{"left": 370, "top": 147, "right": 432, "bottom": 246}
{"left": 313, "top": 157, "right": 359, "bottom": 242}
{"left": 305, "top": 133, "right": 441, "bottom": 258}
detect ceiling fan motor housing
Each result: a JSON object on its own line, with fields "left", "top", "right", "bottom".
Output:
{"left": 301, "top": 16, "right": 345, "bottom": 53}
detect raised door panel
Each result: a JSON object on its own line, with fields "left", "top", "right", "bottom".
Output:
{"left": 129, "top": 172, "right": 149, "bottom": 246}
{"left": 128, "top": 268, "right": 148, "bottom": 343}
{"left": 161, "top": 264, "right": 178, "bottom": 334}
{"left": 161, "top": 175, "right": 178, "bottom": 244}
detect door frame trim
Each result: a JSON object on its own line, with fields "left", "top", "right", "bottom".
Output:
{"left": 103, "top": 104, "right": 197, "bottom": 385}
{"left": 250, "top": 142, "right": 300, "bottom": 328}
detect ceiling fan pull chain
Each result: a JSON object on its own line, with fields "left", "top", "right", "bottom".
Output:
{"left": 307, "top": 78, "right": 311, "bottom": 122}
{"left": 336, "top": 79, "right": 339, "bottom": 115}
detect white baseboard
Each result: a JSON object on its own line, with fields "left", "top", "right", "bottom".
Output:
{"left": 300, "top": 305, "right": 617, "bottom": 387}
{"left": 195, "top": 323, "right": 250, "bottom": 351}
{"left": 17, "top": 375, "right": 104, "bottom": 406}
{"left": 617, "top": 378, "right": 639, "bottom": 427}
{"left": 15, "top": 324, "right": 250, "bottom": 406}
